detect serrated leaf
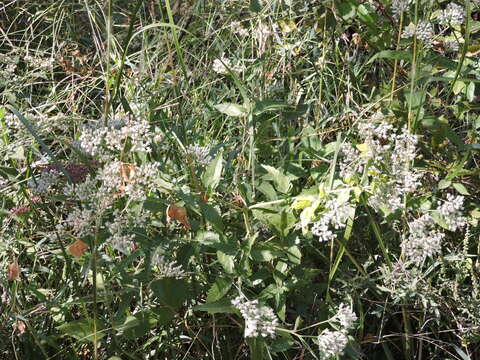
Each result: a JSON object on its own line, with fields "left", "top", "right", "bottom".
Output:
{"left": 195, "top": 231, "right": 220, "bottom": 246}
{"left": 206, "top": 277, "right": 233, "bottom": 303}
{"left": 200, "top": 202, "right": 224, "bottom": 232}
{"left": 262, "top": 165, "right": 292, "bottom": 194}
{"left": 150, "top": 278, "right": 189, "bottom": 311}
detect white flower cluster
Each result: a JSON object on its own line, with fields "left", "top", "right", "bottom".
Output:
{"left": 4, "top": 111, "right": 68, "bottom": 139}
{"left": 438, "top": 194, "right": 467, "bottom": 231}
{"left": 28, "top": 170, "right": 61, "bottom": 194}
{"left": 212, "top": 56, "right": 244, "bottom": 74}
{"left": 231, "top": 21, "right": 248, "bottom": 37}
{"left": 151, "top": 251, "right": 185, "bottom": 279}
{"left": 443, "top": 40, "right": 460, "bottom": 53}
{"left": 57, "top": 207, "right": 94, "bottom": 238}
{"left": 99, "top": 161, "right": 160, "bottom": 201}
{"left": 318, "top": 303, "right": 357, "bottom": 359}
{"left": 402, "top": 214, "right": 445, "bottom": 265}
{"left": 24, "top": 55, "right": 54, "bottom": 70}
{"left": 105, "top": 210, "right": 147, "bottom": 254}
{"left": 339, "top": 143, "right": 363, "bottom": 179}
{"left": 79, "top": 115, "right": 153, "bottom": 160}
{"left": 342, "top": 120, "right": 421, "bottom": 214}
{"left": 402, "top": 195, "right": 466, "bottom": 265}
{"left": 334, "top": 303, "right": 358, "bottom": 330}
{"left": 311, "top": 199, "right": 351, "bottom": 242}
{"left": 185, "top": 143, "right": 212, "bottom": 166}
{"left": 317, "top": 329, "right": 349, "bottom": 359}
{"left": 391, "top": 0, "right": 410, "bottom": 18}
{"left": 231, "top": 295, "right": 278, "bottom": 338}
{"left": 438, "top": 3, "right": 465, "bottom": 26}
{"left": 401, "top": 21, "right": 435, "bottom": 45}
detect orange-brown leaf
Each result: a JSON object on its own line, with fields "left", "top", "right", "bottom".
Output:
{"left": 68, "top": 240, "right": 89, "bottom": 258}
{"left": 7, "top": 258, "right": 20, "bottom": 281}
{"left": 167, "top": 204, "right": 190, "bottom": 230}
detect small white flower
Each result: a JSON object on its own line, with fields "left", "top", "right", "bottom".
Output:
{"left": 185, "top": 144, "right": 212, "bottom": 165}
{"left": 402, "top": 21, "right": 435, "bottom": 45}
{"left": 438, "top": 194, "right": 467, "bottom": 231}
{"left": 391, "top": 0, "right": 410, "bottom": 18}
{"left": 317, "top": 329, "right": 349, "bottom": 359}
{"left": 438, "top": 3, "right": 465, "bottom": 26}
{"left": 231, "top": 295, "right": 278, "bottom": 338}
{"left": 335, "top": 303, "right": 357, "bottom": 330}
{"left": 152, "top": 251, "right": 185, "bottom": 279}
{"left": 311, "top": 199, "right": 351, "bottom": 242}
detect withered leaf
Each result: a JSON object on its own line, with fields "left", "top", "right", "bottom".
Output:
{"left": 7, "top": 258, "right": 20, "bottom": 281}
{"left": 119, "top": 162, "right": 136, "bottom": 183}
{"left": 68, "top": 240, "right": 89, "bottom": 258}
{"left": 167, "top": 204, "right": 190, "bottom": 230}
{"left": 13, "top": 320, "right": 26, "bottom": 335}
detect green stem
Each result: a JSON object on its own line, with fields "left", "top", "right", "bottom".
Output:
{"left": 390, "top": 13, "right": 404, "bottom": 103}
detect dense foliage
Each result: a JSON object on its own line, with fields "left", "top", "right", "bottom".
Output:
{"left": 1, "top": 0, "right": 480, "bottom": 359}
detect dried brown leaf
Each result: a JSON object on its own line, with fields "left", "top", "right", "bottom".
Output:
{"left": 7, "top": 258, "right": 20, "bottom": 281}
{"left": 68, "top": 240, "right": 89, "bottom": 258}
{"left": 167, "top": 204, "right": 190, "bottom": 230}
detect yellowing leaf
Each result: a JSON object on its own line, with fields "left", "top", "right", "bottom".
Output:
{"left": 167, "top": 204, "right": 190, "bottom": 230}
{"left": 278, "top": 19, "right": 297, "bottom": 33}
{"left": 69, "top": 240, "right": 89, "bottom": 258}
{"left": 292, "top": 199, "right": 311, "bottom": 210}
{"left": 356, "top": 143, "right": 369, "bottom": 154}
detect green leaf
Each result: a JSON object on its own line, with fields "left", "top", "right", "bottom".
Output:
{"left": 286, "top": 246, "right": 302, "bottom": 264}
{"left": 200, "top": 202, "right": 224, "bottom": 232}
{"left": 453, "top": 182, "right": 470, "bottom": 195}
{"left": 250, "top": 0, "right": 261, "bottom": 12}
{"left": 57, "top": 318, "right": 106, "bottom": 343}
{"left": 214, "top": 103, "right": 248, "bottom": 117}
{"left": 248, "top": 337, "right": 267, "bottom": 360}
{"left": 262, "top": 165, "right": 292, "bottom": 194}
{"left": 438, "top": 179, "right": 451, "bottom": 190}
{"left": 202, "top": 149, "right": 223, "bottom": 191}
{"left": 466, "top": 82, "right": 475, "bottom": 102}
{"left": 206, "top": 277, "right": 233, "bottom": 303}
{"left": 270, "top": 332, "right": 295, "bottom": 353}
{"left": 150, "top": 278, "right": 189, "bottom": 311}
{"left": 195, "top": 231, "right": 221, "bottom": 246}
{"left": 430, "top": 210, "right": 449, "bottom": 230}
{"left": 252, "top": 206, "right": 296, "bottom": 237}
{"left": 194, "top": 299, "right": 234, "bottom": 314}
{"left": 257, "top": 182, "right": 278, "bottom": 201}
{"left": 251, "top": 243, "right": 283, "bottom": 262}
{"left": 122, "top": 308, "right": 175, "bottom": 339}
{"left": 217, "top": 250, "right": 235, "bottom": 273}
{"left": 335, "top": 0, "right": 357, "bottom": 20}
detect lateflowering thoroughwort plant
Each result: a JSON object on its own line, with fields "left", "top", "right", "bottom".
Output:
{"left": 1, "top": 0, "right": 480, "bottom": 359}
